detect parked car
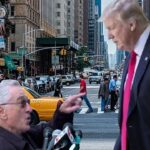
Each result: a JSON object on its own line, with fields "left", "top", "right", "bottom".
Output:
{"left": 24, "top": 77, "right": 38, "bottom": 92}
{"left": 36, "top": 75, "right": 51, "bottom": 92}
{"left": 89, "top": 73, "right": 101, "bottom": 84}
{"left": 61, "top": 75, "right": 74, "bottom": 86}
{"left": 36, "top": 80, "right": 46, "bottom": 94}
{"left": 22, "top": 86, "right": 64, "bottom": 125}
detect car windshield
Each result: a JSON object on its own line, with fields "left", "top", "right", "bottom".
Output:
{"left": 67, "top": 76, "right": 72, "bottom": 79}
{"left": 25, "top": 87, "right": 41, "bottom": 98}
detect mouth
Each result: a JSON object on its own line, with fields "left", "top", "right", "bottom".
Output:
{"left": 26, "top": 116, "right": 31, "bottom": 124}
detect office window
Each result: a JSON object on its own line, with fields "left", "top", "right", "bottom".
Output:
{"left": 11, "top": 42, "right": 15, "bottom": 52}
{"left": 56, "top": 3, "right": 61, "bottom": 8}
{"left": 56, "top": 20, "right": 61, "bottom": 26}
{"left": 56, "top": 12, "right": 60, "bottom": 17}
{"left": 11, "top": 6, "right": 15, "bottom": 16}
{"left": 11, "top": 24, "right": 16, "bottom": 33}
{"left": 57, "top": 29, "right": 60, "bottom": 34}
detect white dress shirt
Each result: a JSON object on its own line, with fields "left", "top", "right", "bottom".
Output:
{"left": 129, "top": 25, "right": 150, "bottom": 86}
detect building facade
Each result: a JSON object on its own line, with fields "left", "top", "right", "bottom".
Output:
{"left": 74, "top": 0, "right": 84, "bottom": 46}
{"left": 83, "top": 0, "right": 88, "bottom": 46}
{"left": 67, "top": 0, "right": 75, "bottom": 41}
{"left": 87, "top": 0, "right": 95, "bottom": 55}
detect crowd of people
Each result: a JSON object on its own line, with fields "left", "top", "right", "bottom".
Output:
{"left": 97, "top": 74, "right": 119, "bottom": 113}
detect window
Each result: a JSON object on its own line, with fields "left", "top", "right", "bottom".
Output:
{"left": 11, "top": 24, "right": 15, "bottom": 33}
{"left": 11, "top": 6, "right": 15, "bottom": 16}
{"left": 56, "top": 20, "right": 60, "bottom": 26}
{"left": 56, "top": 12, "right": 60, "bottom": 17}
{"left": 56, "top": 3, "right": 61, "bottom": 8}
{"left": 57, "top": 29, "right": 60, "bottom": 34}
{"left": 11, "top": 42, "right": 15, "bottom": 52}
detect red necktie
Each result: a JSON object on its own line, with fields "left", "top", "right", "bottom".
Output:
{"left": 121, "top": 51, "right": 137, "bottom": 150}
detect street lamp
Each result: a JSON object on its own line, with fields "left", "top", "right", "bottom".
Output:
{"left": 21, "top": 28, "right": 44, "bottom": 77}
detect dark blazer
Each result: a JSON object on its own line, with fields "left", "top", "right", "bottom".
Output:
{"left": 114, "top": 33, "right": 150, "bottom": 150}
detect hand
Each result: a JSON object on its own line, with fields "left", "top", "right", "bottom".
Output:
{"left": 59, "top": 93, "right": 85, "bottom": 113}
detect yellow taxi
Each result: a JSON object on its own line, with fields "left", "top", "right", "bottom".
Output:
{"left": 22, "top": 86, "right": 64, "bottom": 124}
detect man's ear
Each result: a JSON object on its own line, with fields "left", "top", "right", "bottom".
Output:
{"left": 0, "top": 106, "right": 7, "bottom": 120}
{"left": 129, "top": 18, "right": 136, "bottom": 31}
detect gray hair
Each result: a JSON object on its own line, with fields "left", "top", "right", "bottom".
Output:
{"left": 102, "top": 0, "right": 149, "bottom": 26}
{"left": 0, "top": 80, "right": 21, "bottom": 104}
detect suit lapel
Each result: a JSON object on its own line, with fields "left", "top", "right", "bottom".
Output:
{"left": 128, "top": 34, "right": 150, "bottom": 117}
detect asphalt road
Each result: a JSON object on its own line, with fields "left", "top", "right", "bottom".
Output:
{"left": 50, "top": 81, "right": 120, "bottom": 150}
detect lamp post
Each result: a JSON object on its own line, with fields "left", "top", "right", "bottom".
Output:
{"left": 21, "top": 28, "right": 44, "bottom": 77}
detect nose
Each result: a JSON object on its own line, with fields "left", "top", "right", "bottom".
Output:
{"left": 26, "top": 103, "right": 32, "bottom": 112}
{"left": 108, "top": 32, "right": 114, "bottom": 40}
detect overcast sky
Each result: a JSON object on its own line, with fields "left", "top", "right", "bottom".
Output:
{"left": 101, "top": 0, "right": 116, "bottom": 54}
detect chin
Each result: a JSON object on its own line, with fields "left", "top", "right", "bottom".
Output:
{"left": 22, "top": 126, "right": 30, "bottom": 133}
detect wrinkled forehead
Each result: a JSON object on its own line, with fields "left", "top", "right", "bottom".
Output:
{"left": 9, "top": 86, "right": 26, "bottom": 102}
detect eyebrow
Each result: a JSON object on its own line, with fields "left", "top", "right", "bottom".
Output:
{"left": 16, "top": 96, "right": 27, "bottom": 101}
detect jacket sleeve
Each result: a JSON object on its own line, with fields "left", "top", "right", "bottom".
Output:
{"left": 27, "top": 101, "right": 73, "bottom": 148}
{"left": 0, "top": 138, "right": 17, "bottom": 150}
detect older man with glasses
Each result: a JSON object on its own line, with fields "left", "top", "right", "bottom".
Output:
{"left": 0, "top": 80, "right": 84, "bottom": 150}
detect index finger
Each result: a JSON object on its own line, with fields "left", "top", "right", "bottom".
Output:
{"left": 68, "top": 92, "right": 85, "bottom": 100}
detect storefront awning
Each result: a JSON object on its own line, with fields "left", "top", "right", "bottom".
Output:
{"left": 4, "top": 55, "right": 16, "bottom": 70}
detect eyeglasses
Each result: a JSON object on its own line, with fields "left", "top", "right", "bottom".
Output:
{"left": 0, "top": 97, "right": 30, "bottom": 108}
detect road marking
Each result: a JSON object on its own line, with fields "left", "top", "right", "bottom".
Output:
{"left": 97, "top": 108, "right": 104, "bottom": 114}
{"left": 79, "top": 108, "right": 88, "bottom": 114}
{"left": 63, "top": 86, "right": 99, "bottom": 89}
{"left": 115, "top": 109, "right": 119, "bottom": 113}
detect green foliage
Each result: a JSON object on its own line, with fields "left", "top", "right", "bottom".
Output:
{"left": 75, "top": 46, "right": 91, "bottom": 72}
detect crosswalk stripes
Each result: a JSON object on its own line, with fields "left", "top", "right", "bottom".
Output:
{"left": 76, "top": 107, "right": 119, "bottom": 114}
{"left": 79, "top": 108, "right": 89, "bottom": 114}
{"left": 63, "top": 95, "right": 119, "bottom": 114}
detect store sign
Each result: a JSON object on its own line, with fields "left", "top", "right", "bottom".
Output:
{"left": 0, "top": 36, "right": 5, "bottom": 49}
{"left": 52, "top": 56, "right": 59, "bottom": 65}
{"left": 0, "top": 58, "right": 5, "bottom": 66}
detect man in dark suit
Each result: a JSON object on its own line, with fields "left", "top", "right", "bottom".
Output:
{"left": 102, "top": 0, "right": 150, "bottom": 149}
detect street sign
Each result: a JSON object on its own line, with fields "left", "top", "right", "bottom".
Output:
{"left": 18, "top": 47, "right": 27, "bottom": 55}
{"left": 52, "top": 56, "right": 59, "bottom": 65}
{"left": 0, "top": 36, "right": 5, "bottom": 48}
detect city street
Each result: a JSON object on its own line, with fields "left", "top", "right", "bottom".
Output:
{"left": 49, "top": 81, "right": 119, "bottom": 150}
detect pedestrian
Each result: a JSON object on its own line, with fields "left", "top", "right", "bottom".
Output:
{"left": 109, "top": 75, "right": 118, "bottom": 111}
{"left": 17, "top": 76, "right": 24, "bottom": 86}
{"left": 98, "top": 77, "right": 110, "bottom": 113}
{"left": 27, "top": 79, "right": 34, "bottom": 90}
{"left": 53, "top": 78, "right": 63, "bottom": 97}
{"left": 80, "top": 74, "right": 93, "bottom": 113}
{"left": 0, "top": 79, "right": 84, "bottom": 149}
{"left": 0, "top": 74, "right": 4, "bottom": 82}
{"left": 102, "top": 0, "right": 150, "bottom": 149}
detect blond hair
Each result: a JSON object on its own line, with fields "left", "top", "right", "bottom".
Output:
{"left": 102, "top": 0, "right": 149, "bottom": 27}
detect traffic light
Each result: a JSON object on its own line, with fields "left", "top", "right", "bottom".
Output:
{"left": 84, "top": 57, "right": 88, "bottom": 62}
{"left": 60, "top": 48, "right": 67, "bottom": 55}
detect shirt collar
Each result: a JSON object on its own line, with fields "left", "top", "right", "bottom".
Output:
{"left": 134, "top": 25, "right": 150, "bottom": 56}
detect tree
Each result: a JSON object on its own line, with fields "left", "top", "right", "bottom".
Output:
{"left": 76, "top": 46, "right": 91, "bottom": 72}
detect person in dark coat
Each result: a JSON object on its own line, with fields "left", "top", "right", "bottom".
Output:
{"left": 0, "top": 80, "right": 84, "bottom": 150}
{"left": 102, "top": 0, "right": 150, "bottom": 149}
{"left": 98, "top": 77, "right": 110, "bottom": 112}
{"left": 53, "top": 78, "right": 63, "bottom": 97}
